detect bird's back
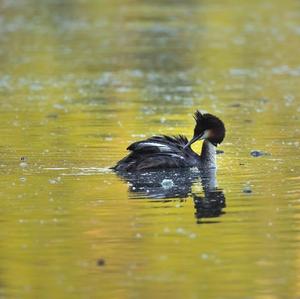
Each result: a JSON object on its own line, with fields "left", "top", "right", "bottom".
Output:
{"left": 113, "top": 135, "right": 200, "bottom": 171}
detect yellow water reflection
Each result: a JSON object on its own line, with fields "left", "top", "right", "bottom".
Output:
{"left": 0, "top": 0, "right": 299, "bottom": 298}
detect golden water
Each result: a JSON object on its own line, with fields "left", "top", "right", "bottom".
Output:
{"left": 0, "top": 0, "right": 300, "bottom": 298}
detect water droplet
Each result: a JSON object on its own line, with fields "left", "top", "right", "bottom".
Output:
{"left": 161, "top": 179, "right": 174, "bottom": 189}
{"left": 201, "top": 253, "right": 209, "bottom": 260}
{"left": 243, "top": 186, "right": 252, "bottom": 194}
{"left": 250, "top": 150, "right": 270, "bottom": 157}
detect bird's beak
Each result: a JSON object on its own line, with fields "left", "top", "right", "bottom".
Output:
{"left": 183, "top": 130, "right": 209, "bottom": 149}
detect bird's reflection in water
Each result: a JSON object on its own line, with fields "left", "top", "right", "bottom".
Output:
{"left": 115, "top": 168, "right": 226, "bottom": 223}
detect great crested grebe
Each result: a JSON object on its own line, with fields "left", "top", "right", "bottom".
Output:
{"left": 113, "top": 110, "right": 225, "bottom": 172}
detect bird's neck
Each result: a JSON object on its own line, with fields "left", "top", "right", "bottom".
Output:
{"left": 200, "top": 140, "right": 216, "bottom": 168}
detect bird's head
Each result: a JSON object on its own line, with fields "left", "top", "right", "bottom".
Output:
{"left": 184, "top": 110, "right": 225, "bottom": 148}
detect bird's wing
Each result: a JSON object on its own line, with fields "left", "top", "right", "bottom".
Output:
{"left": 114, "top": 135, "right": 193, "bottom": 171}
{"left": 127, "top": 135, "right": 188, "bottom": 154}
{"left": 133, "top": 153, "right": 189, "bottom": 171}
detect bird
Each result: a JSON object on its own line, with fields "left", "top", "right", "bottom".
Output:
{"left": 113, "top": 110, "right": 225, "bottom": 172}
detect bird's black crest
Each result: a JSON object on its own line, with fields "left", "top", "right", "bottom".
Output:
{"left": 193, "top": 110, "right": 203, "bottom": 124}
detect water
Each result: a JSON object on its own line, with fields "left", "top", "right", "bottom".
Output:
{"left": 0, "top": 0, "right": 300, "bottom": 298}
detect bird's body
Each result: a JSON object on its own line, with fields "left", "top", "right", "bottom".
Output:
{"left": 114, "top": 135, "right": 216, "bottom": 171}
{"left": 113, "top": 111, "right": 225, "bottom": 172}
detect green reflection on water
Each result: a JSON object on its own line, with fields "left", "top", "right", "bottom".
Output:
{"left": 0, "top": 0, "right": 300, "bottom": 298}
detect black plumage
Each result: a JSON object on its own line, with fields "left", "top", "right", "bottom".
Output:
{"left": 113, "top": 110, "right": 225, "bottom": 172}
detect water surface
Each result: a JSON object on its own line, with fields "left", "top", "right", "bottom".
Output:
{"left": 0, "top": 0, "right": 300, "bottom": 298}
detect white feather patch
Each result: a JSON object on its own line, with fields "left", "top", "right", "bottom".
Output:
{"left": 169, "top": 154, "right": 185, "bottom": 160}
{"left": 139, "top": 142, "right": 171, "bottom": 152}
